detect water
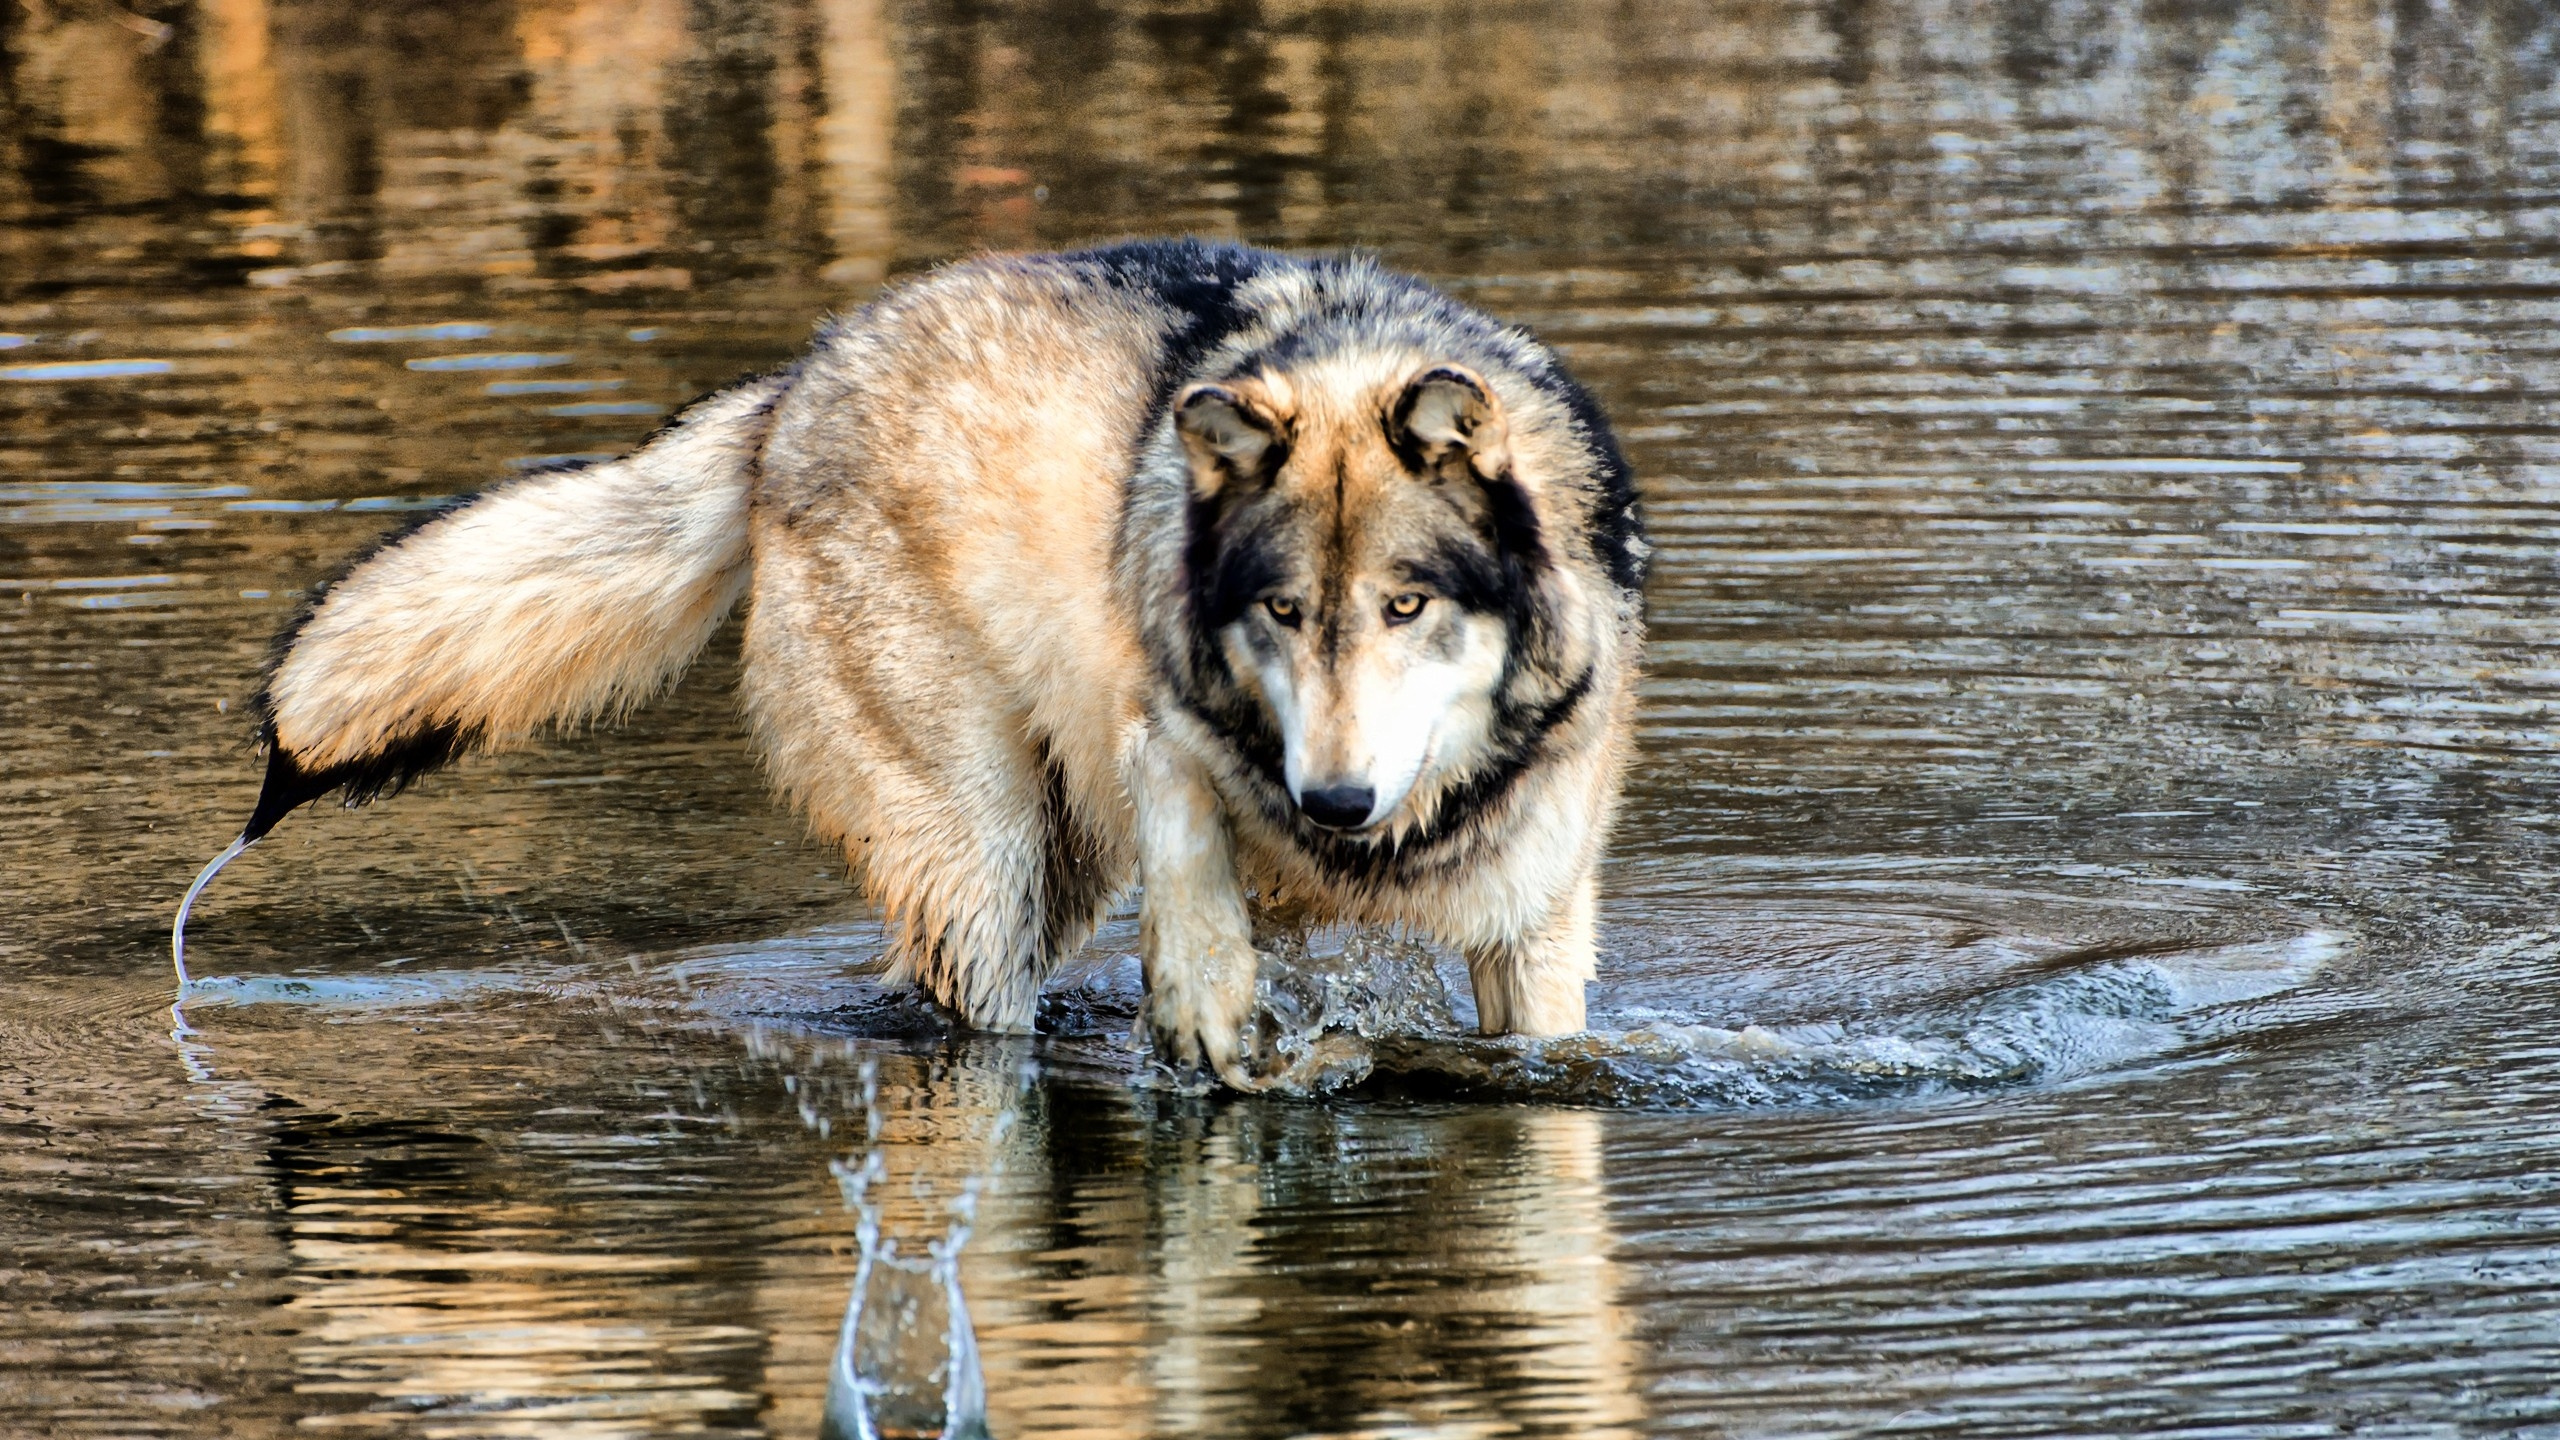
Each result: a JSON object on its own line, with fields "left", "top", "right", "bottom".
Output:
{"left": 822, "top": 1055, "right": 997, "bottom": 1440}
{"left": 8, "top": 0, "right": 2560, "bottom": 1433}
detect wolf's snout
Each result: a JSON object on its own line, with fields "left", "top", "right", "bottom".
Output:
{"left": 1296, "top": 783, "right": 1377, "bottom": 830}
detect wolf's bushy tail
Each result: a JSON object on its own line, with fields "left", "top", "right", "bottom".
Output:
{"left": 177, "top": 374, "right": 785, "bottom": 973}
{"left": 242, "top": 373, "right": 786, "bottom": 843}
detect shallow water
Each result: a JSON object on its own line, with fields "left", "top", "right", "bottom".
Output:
{"left": 10, "top": 0, "right": 2560, "bottom": 1434}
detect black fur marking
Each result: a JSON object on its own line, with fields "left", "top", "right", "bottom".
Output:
{"left": 1545, "top": 365, "right": 1648, "bottom": 595}
{"left": 241, "top": 717, "right": 475, "bottom": 843}
{"left": 1403, "top": 467, "right": 1552, "bottom": 690}
{"left": 1034, "top": 734, "right": 1119, "bottom": 965}
{"left": 1407, "top": 538, "right": 1511, "bottom": 619}
{"left": 1479, "top": 471, "right": 1549, "bottom": 575}
{"left": 1073, "top": 238, "right": 1272, "bottom": 432}
{"left": 1184, "top": 689, "right": 1291, "bottom": 804}
{"left": 1385, "top": 416, "right": 1429, "bottom": 476}
{"left": 1180, "top": 435, "right": 1306, "bottom": 696}
{"left": 1189, "top": 502, "right": 1294, "bottom": 635}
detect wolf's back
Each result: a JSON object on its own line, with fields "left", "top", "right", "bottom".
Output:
{"left": 244, "top": 373, "right": 786, "bottom": 841}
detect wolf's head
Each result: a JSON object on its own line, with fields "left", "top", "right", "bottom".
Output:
{"left": 1177, "top": 359, "right": 1584, "bottom": 839}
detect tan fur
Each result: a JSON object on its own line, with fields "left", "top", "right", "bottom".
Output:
{"left": 740, "top": 265, "right": 1159, "bottom": 1025}
{"left": 249, "top": 245, "right": 1647, "bottom": 1087}
{"left": 267, "top": 377, "right": 784, "bottom": 766}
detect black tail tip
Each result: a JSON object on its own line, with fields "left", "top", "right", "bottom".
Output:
{"left": 242, "top": 738, "right": 331, "bottom": 844}
{"left": 238, "top": 718, "right": 473, "bottom": 843}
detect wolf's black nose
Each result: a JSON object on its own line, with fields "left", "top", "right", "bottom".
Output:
{"left": 1298, "top": 784, "right": 1376, "bottom": 830}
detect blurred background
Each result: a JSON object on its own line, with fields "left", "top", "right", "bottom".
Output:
{"left": 12, "top": 2, "right": 2560, "bottom": 1437}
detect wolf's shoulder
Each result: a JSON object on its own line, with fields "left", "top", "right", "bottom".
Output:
{"left": 1058, "top": 237, "right": 1291, "bottom": 316}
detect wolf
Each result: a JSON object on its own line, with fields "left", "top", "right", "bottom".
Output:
{"left": 183, "top": 239, "right": 1650, "bottom": 1086}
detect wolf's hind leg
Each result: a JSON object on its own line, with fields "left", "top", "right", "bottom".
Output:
{"left": 877, "top": 777, "right": 1107, "bottom": 1031}
{"left": 1466, "top": 868, "right": 1598, "bottom": 1036}
{"left": 775, "top": 726, "right": 1109, "bottom": 1029}
{"left": 886, "top": 737, "right": 1123, "bottom": 1029}
{"left": 743, "top": 535, "right": 1126, "bottom": 1030}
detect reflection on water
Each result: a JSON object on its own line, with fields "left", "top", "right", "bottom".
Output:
{"left": 822, "top": 1053, "right": 1000, "bottom": 1440}
{"left": 14, "top": 0, "right": 2560, "bottom": 1434}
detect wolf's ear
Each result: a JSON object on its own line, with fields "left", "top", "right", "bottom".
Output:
{"left": 1392, "top": 364, "right": 1511, "bottom": 484}
{"left": 1176, "top": 383, "right": 1288, "bottom": 500}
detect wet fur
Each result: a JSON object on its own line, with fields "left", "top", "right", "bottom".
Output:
{"left": 235, "top": 240, "right": 1648, "bottom": 1079}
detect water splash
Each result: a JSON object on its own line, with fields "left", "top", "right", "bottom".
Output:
{"left": 170, "top": 969, "right": 540, "bottom": 1009}
{"left": 1227, "top": 927, "right": 2340, "bottom": 1107}
{"left": 1240, "top": 929, "right": 1459, "bottom": 1094}
{"left": 819, "top": 1056, "right": 1009, "bottom": 1440}
{"left": 171, "top": 833, "right": 249, "bottom": 990}
{"left": 1364, "top": 932, "right": 2344, "bottom": 1107}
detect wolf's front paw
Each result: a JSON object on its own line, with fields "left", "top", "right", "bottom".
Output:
{"left": 1141, "top": 931, "right": 1262, "bottom": 1091}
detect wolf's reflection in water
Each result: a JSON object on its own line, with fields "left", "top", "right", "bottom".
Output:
{"left": 773, "top": 1024, "right": 1641, "bottom": 1437}
{"left": 987, "top": 1100, "right": 1640, "bottom": 1436}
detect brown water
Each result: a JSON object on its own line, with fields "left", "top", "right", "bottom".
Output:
{"left": 10, "top": 0, "right": 2560, "bottom": 1434}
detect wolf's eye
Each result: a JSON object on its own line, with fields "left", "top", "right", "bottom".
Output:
{"left": 1385, "top": 592, "right": 1428, "bottom": 624}
{"left": 1264, "top": 596, "right": 1302, "bottom": 627}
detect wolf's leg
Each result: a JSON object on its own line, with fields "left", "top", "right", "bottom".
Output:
{"left": 743, "top": 535, "right": 1122, "bottom": 1031}
{"left": 772, "top": 715, "right": 1093, "bottom": 1030}
{"left": 1467, "top": 867, "right": 1597, "bottom": 1036}
{"left": 894, "top": 770, "right": 1104, "bottom": 1029}
{"left": 1127, "top": 729, "right": 1259, "bottom": 1083}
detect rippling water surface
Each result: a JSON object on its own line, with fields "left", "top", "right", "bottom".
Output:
{"left": 10, "top": 1, "right": 2560, "bottom": 1434}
